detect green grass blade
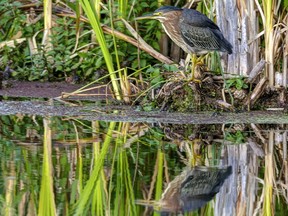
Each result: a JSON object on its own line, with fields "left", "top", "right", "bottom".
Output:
{"left": 153, "top": 149, "right": 164, "bottom": 216}
{"left": 80, "top": 0, "right": 121, "bottom": 100}
{"left": 38, "top": 118, "right": 56, "bottom": 216}
{"left": 74, "top": 121, "right": 116, "bottom": 215}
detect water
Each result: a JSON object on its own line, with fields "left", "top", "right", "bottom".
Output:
{"left": 0, "top": 113, "right": 287, "bottom": 215}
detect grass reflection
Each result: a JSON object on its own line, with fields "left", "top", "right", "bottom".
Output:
{"left": 0, "top": 116, "right": 287, "bottom": 215}
{"left": 75, "top": 121, "right": 116, "bottom": 215}
{"left": 38, "top": 117, "right": 56, "bottom": 216}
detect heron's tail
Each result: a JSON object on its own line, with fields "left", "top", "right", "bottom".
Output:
{"left": 220, "top": 37, "right": 233, "bottom": 54}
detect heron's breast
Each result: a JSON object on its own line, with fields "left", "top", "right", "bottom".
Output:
{"left": 161, "top": 17, "right": 191, "bottom": 54}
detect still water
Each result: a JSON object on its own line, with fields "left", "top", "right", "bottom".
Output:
{"left": 0, "top": 115, "right": 287, "bottom": 215}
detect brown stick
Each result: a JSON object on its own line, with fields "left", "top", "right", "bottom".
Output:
{"left": 247, "top": 59, "right": 266, "bottom": 83}
{"left": 244, "top": 77, "right": 268, "bottom": 107}
{"left": 55, "top": 11, "right": 174, "bottom": 64}
{"left": 119, "top": 19, "right": 174, "bottom": 65}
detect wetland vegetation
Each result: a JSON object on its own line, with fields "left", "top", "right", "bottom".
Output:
{"left": 1, "top": 0, "right": 288, "bottom": 110}
{"left": 0, "top": 0, "right": 288, "bottom": 215}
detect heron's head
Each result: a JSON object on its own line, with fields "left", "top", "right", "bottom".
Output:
{"left": 135, "top": 6, "right": 182, "bottom": 22}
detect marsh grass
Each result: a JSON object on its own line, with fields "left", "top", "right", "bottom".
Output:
{"left": 0, "top": 0, "right": 288, "bottom": 101}
{"left": 220, "top": 0, "right": 287, "bottom": 85}
{"left": 42, "top": 0, "right": 52, "bottom": 51}
{"left": 79, "top": 0, "right": 122, "bottom": 100}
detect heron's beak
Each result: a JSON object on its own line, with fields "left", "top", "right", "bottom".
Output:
{"left": 135, "top": 13, "right": 159, "bottom": 21}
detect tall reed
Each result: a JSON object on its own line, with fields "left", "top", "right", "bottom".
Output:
{"left": 80, "top": 0, "right": 122, "bottom": 100}
{"left": 42, "top": 0, "right": 52, "bottom": 51}
{"left": 262, "top": 0, "right": 275, "bottom": 86}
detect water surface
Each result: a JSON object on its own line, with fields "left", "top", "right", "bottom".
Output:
{"left": 0, "top": 113, "right": 287, "bottom": 215}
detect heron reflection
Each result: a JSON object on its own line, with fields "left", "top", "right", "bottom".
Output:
{"left": 137, "top": 166, "right": 232, "bottom": 215}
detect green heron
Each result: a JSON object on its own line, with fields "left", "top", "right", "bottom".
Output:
{"left": 136, "top": 6, "right": 233, "bottom": 79}
{"left": 136, "top": 166, "right": 232, "bottom": 214}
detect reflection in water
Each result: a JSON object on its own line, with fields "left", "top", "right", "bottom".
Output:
{"left": 138, "top": 166, "right": 232, "bottom": 215}
{"left": 0, "top": 115, "right": 287, "bottom": 215}
{"left": 38, "top": 117, "right": 56, "bottom": 215}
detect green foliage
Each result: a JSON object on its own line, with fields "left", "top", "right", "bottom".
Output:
{"left": 145, "top": 64, "right": 178, "bottom": 87}
{"left": 283, "top": 0, "right": 288, "bottom": 9}
{"left": 7, "top": 17, "right": 105, "bottom": 81}
{"left": 162, "top": 64, "right": 178, "bottom": 72}
{"left": 0, "top": 0, "right": 26, "bottom": 40}
{"left": 146, "top": 66, "right": 163, "bottom": 87}
{"left": 0, "top": 115, "right": 43, "bottom": 140}
{"left": 225, "top": 130, "right": 246, "bottom": 144}
{"left": 15, "top": 49, "right": 50, "bottom": 81}
{"left": 226, "top": 77, "right": 248, "bottom": 90}
{"left": 0, "top": 0, "right": 164, "bottom": 84}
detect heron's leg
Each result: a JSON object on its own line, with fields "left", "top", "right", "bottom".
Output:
{"left": 191, "top": 53, "right": 197, "bottom": 80}
{"left": 189, "top": 54, "right": 209, "bottom": 82}
{"left": 184, "top": 54, "right": 191, "bottom": 71}
{"left": 196, "top": 53, "right": 208, "bottom": 65}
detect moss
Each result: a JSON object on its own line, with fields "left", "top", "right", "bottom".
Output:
{"left": 169, "top": 83, "right": 198, "bottom": 112}
{"left": 155, "top": 81, "right": 201, "bottom": 112}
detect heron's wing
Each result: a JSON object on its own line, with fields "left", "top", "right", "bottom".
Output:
{"left": 180, "top": 9, "right": 233, "bottom": 53}
{"left": 181, "top": 9, "right": 220, "bottom": 30}
{"left": 180, "top": 23, "right": 221, "bottom": 51}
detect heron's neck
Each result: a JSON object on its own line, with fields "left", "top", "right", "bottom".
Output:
{"left": 161, "top": 17, "right": 190, "bottom": 54}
